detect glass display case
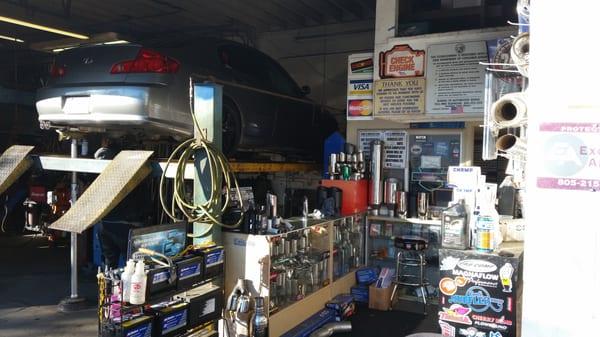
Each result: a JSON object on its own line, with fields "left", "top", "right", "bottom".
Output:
{"left": 268, "top": 223, "right": 331, "bottom": 312}
{"left": 332, "top": 213, "right": 365, "bottom": 280}
{"left": 223, "top": 212, "right": 366, "bottom": 337}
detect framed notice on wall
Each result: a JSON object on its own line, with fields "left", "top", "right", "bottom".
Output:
{"left": 358, "top": 129, "right": 408, "bottom": 169}
{"left": 425, "top": 41, "right": 488, "bottom": 114}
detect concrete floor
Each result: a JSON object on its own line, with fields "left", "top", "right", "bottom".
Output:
{"left": 0, "top": 235, "right": 438, "bottom": 337}
{"left": 0, "top": 235, "right": 97, "bottom": 337}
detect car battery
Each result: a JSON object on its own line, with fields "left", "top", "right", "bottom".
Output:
{"left": 350, "top": 285, "right": 369, "bottom": 303}
{"left": 186, "top": 286, "right": 223, "bottom": 328}
{"left": 175, "top": 255, "right": 204, "bottom": 291}
{"left": 118, "top": 315, "right": 153, "bottom": 337}
{"left": 197, "top": 246, "right": 224, "bottom": 279}
{"left": 146, "top": 264, "right": 176, "bottom": 299}
{"left": 150, "top": 302, "right": 189, "bottom": 337}
{"left": 355, "top": 267, "right": 379, "bottom": 285}
{"left": 325, "top": 294, "right": 355, "bottom": 320}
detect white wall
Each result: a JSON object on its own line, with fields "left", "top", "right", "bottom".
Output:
{"left": 522, "top": 1, "right": 600, "bottom": 336}
{"left": 257, "top": 20, "right": 375, "bottom": 115}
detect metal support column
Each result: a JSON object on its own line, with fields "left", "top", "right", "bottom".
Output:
{"left": 58, "top": 138, "right": 87, "bottom": 312}
{"left": 192, "top": 83, "right": 223, "bottom": 245}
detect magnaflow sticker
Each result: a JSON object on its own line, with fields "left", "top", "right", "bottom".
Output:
{"left": 537, "top": 122, "right": 600, "bottom": 191}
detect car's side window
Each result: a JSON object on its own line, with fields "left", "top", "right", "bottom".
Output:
{"left": 262, "top": 56, "right": 300, "bottom": 97}
{"left": 218, "top": 45, "right": 270, "bottom": 91}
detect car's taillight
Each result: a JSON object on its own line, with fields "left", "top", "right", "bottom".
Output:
{"left": 50, "top": 63, "right": 66, "bottom": 77}
{"left": 110, "top": 48, "right": 180, "bottom": 74}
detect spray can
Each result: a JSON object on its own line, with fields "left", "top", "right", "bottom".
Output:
{"left": 129, "top": 260, "right": 147, "bottom": 305}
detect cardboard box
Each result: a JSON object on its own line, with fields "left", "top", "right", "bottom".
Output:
{"left": 368, "top": 285, "right": 392, "bottom": 311}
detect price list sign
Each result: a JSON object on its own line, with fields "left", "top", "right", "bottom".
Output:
{"left": 358, "top": 129, "right": 408, "bottom": 169}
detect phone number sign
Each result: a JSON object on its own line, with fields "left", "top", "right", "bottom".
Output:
{"left": 537, "top": 122, "right": 600, "bottom": 191}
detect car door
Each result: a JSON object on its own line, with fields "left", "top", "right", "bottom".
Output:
{"left": 259, "top": 53, "right": 316, "bottom": 155}
{"left": 217, "top": 44, "right": 277, "bottom": 150}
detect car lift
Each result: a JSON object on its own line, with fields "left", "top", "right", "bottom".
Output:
{"left": 0, "top": 82, "right": 223, "bottom": 312}
{"left": 0, "top": 81, "right": 321, "bottom": 312}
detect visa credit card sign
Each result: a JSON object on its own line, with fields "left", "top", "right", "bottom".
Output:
{"left": 347, "top": 53, "right": 374, "bottom": 120}
{"left": 438, "top": 249, "right": 522, "bottom": 337}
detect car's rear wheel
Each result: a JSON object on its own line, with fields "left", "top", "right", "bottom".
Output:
{"left": 222, "top": 99, "right": 241, "bottom": 157}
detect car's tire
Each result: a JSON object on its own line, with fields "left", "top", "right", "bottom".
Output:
{"left": 222, "top": 99, "right": 241, "bottom": 157}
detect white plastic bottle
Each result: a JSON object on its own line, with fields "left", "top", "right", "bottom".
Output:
{"left": 121, "top": 260, "right": 136, "bottom": 303}
{"left": 129, "top": 260, "right": 147, "bottom": 305}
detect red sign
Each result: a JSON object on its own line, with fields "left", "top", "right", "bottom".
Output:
{"left": 379, "top": 44, "right": 425, "bottom": 78}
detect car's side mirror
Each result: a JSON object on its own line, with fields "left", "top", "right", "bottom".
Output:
{"left": 301, "top": 85, "right": 311, "bottom": 96}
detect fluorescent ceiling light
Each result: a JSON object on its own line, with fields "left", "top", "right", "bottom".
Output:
{"left": 103, "top": 40, "right": 129, "bottom": 45}
{"left": 0, "top": 15, "right": 89, "bottom": 39}
{"left": 52, "top": 46, "right": 75, "bottom": 53}
{"left": 0, "top": 34, "right": 24, "bottom": 43}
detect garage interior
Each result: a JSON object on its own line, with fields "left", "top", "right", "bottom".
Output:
{"left": 0, "top": 1, "right": 594, "bottom": 337}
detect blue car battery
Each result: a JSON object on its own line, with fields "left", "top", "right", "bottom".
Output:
{"left": 355, "top": 267, "right": 379, "bottom": 285}
{"left": 326, "top": 294, "right": 356, "bottom": 319}
{"left": 351, "top": 285, "right": 369, "bottom": 303}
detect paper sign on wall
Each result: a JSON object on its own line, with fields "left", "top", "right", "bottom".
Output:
{"left": 358, "top": 129, "right": 408, "bottom": 169}
{"left": 374, "top": 77, "right": 425, "bottom": 116}
{"left": 536, "top": 122, "right": 600, "bottom": 191}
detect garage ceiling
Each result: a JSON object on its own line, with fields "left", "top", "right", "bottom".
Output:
{"left": 0, "top": 0, "right": 377, "bottom": 47}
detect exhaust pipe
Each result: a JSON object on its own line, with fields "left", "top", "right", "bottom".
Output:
{"left": 496, "top": 134, "right": 527, "bottom": 157}
{"left": 309, "top": 322, "right": 352, "bottom": 337}
{"left": 492, "top": 92, "right": 527, "bottom": 128}
{"left": 511, "top": 32, "right": 529, "bottom": 77}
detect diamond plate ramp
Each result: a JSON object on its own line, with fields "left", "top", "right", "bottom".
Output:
{"left": 50, "top": 150, "right": 153, "bottom": 233}
{"left": 0, "top": 145, "right": 35, "bottom": 195}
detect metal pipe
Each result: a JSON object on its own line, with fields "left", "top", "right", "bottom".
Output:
{"left": 309, "top": 322, "right": 352, "bottom": 337}
{"left": 369, "top": 140, "right": 384, "bottom": 206}
{"left": 70, "top": 138, "right": 78, "bottom": 299}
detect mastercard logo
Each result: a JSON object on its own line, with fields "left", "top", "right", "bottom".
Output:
{"left": 348, "top": 100, "right": 373, "bottom": 116}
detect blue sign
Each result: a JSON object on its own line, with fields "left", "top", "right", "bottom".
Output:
{"left": 448, "top": 286, "right": 504, "bottom": 313}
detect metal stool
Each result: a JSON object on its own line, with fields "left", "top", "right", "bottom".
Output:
{"left": 390, "top": 235, "right": 429, "bottom": 311}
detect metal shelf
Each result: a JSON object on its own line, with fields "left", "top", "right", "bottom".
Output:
{"left": 33, "top": 156, "right": 320, "bottom": 178}
{"left": 367, "top": 216, "right": 442, "bottom": 227}
{"left": 229, "top": 161, "right": 319, "bottom": 173}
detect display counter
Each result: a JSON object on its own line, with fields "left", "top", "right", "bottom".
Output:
{"left": 223, "top": 213, "right": 366, "bottom": 337}
{"left": 438, "top": 242, "right": 524, "bottom": 337}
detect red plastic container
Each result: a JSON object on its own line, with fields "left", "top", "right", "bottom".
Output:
{"left": 320, "top": 179, "right": 368, "bottom": 215}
